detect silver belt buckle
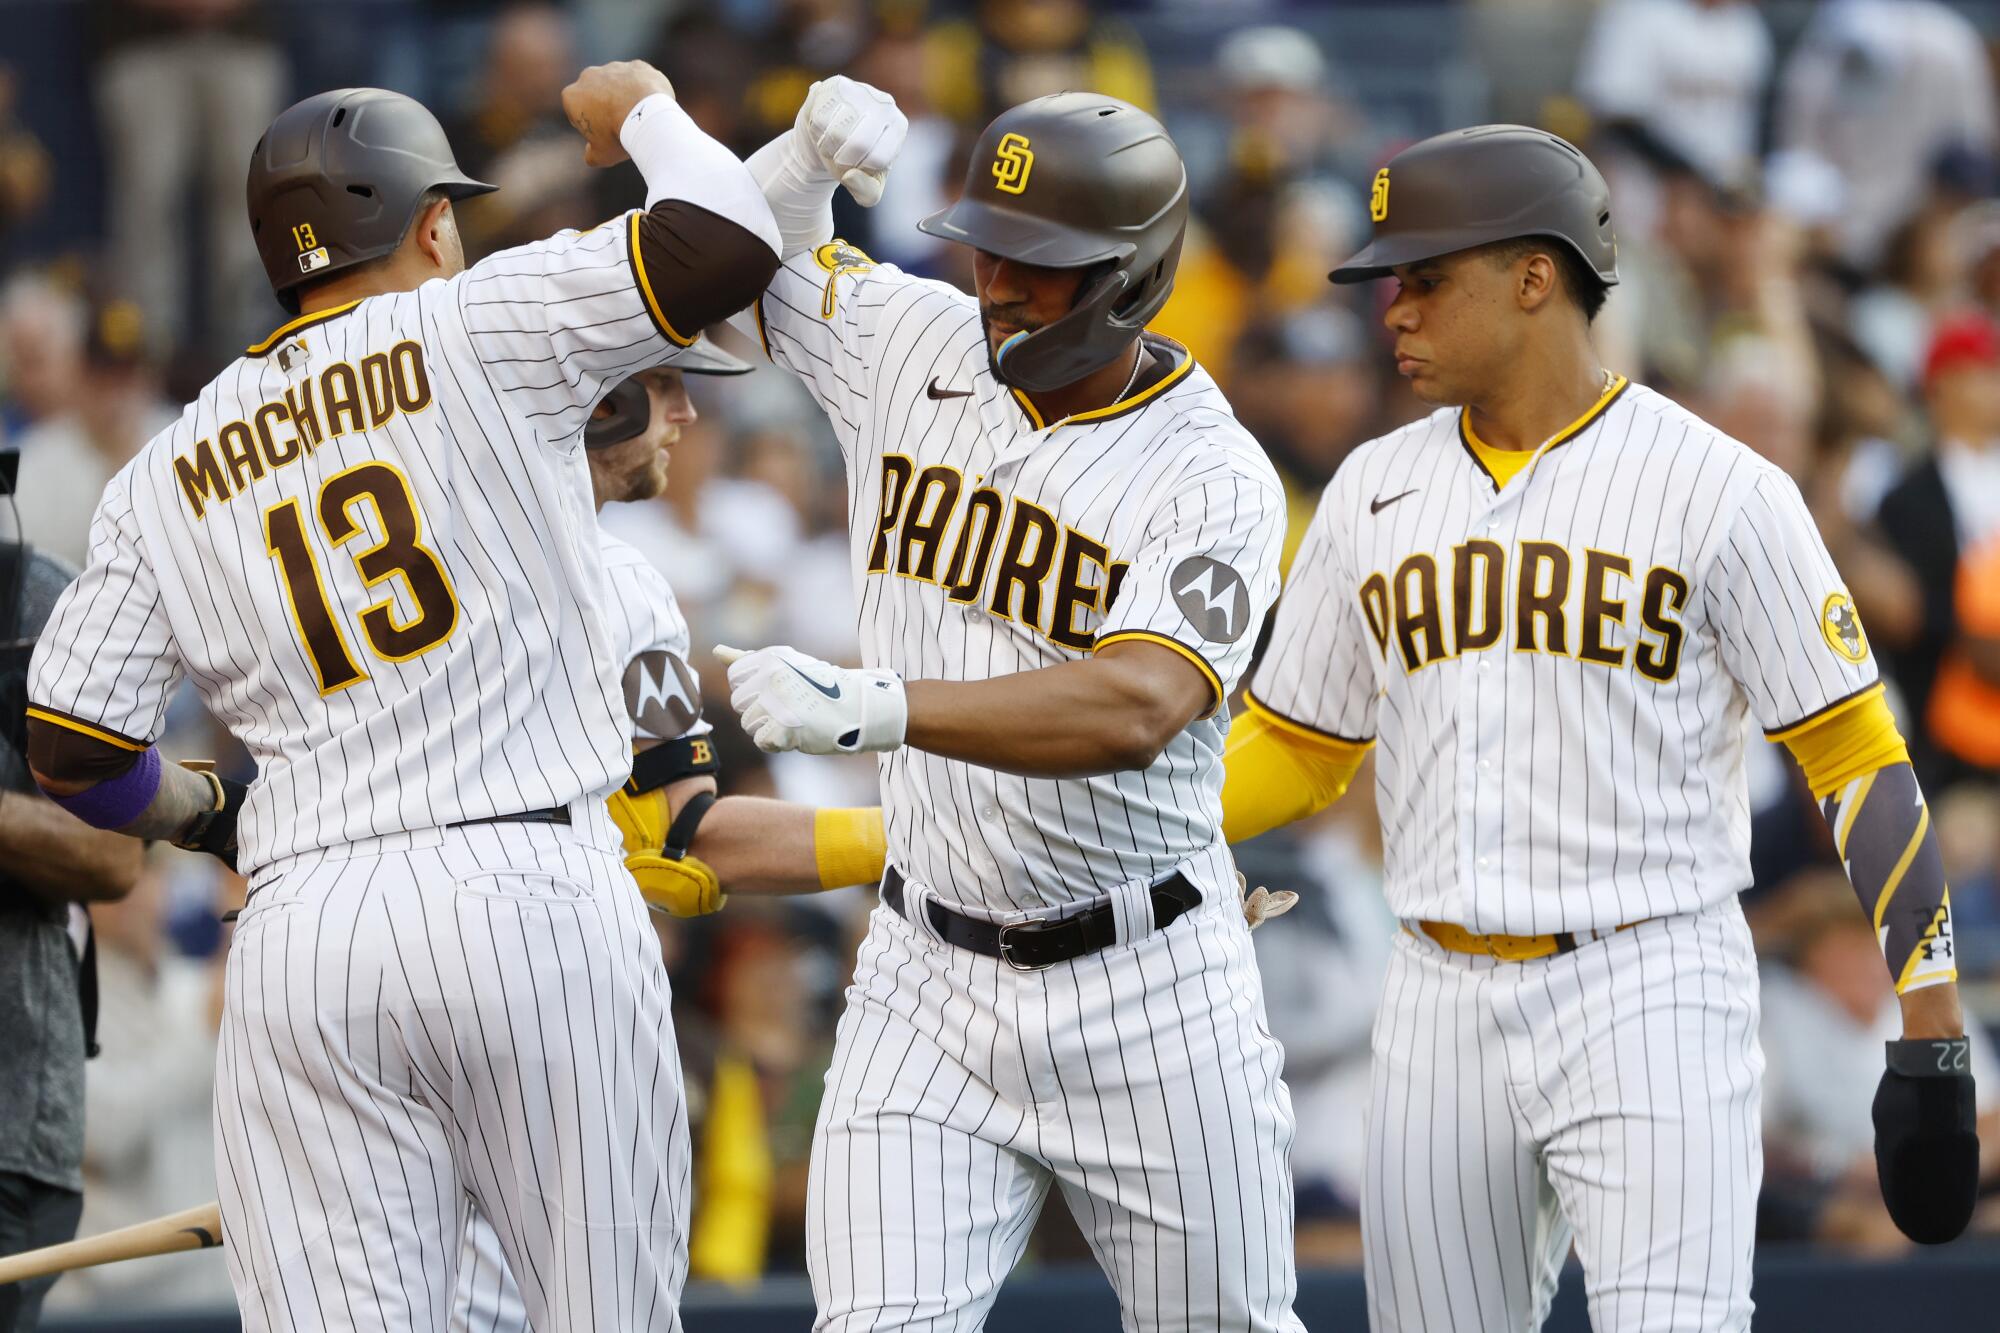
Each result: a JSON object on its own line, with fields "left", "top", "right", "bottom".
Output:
{"left": 995, "top": 921, "right": 1055, "bottom": 972}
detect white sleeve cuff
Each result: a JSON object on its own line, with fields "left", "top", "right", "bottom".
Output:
{"left": 619, "top": 94, "right": 780, "bottom": 256}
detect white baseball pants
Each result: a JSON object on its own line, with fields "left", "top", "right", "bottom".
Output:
{"left": 807, "top": 867, "right": 1306, "bottom": 1332}
{"left": 215, "top": 806, "right": 691, "bottom": 1333}
{"left": 1362, "top": 899, "right": 1763, "bottom": 1332}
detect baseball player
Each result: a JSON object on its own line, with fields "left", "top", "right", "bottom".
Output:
{"left": 451, "top": 337, "right": 891, "bottom": 1332}
{"left": 22, "top": 65, "right": 783, "bottom": 1332}
{"left": 720, "top": 82, "right": 1305, "bottom": 1331}
{"left": 1225, "top": 126, "right": 1978, "bottom": 1330}
{"left": 584, "top": 345, "right": 893, "bottom": 918}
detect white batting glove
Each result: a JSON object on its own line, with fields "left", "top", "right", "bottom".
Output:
{"left": 1238, "top": 872, "right": 1299, "bottom": 931}
{"left": 716, "top": 644, "right": 907, "bottom": 755}
{"left": 795, "top": 76, "right": 906, "bottom": 206}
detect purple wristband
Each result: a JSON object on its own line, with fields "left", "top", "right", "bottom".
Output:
{"left": 48, "top": 745, "right": 162, "bottom": 830}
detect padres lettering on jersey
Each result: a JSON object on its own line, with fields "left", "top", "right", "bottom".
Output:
{"left": 754, "top": 244, "right": 1285, "bottom": 912}
{"left": 28, "top": 215, "right": 696, "bottom": 870}
{"left": 1253, "top": 380, "right": 1877, "bottom": 935}
{"left": 864, "top": 457, "right": 1135, "bottom": 655}
{"left": 1354, "top": 532, "right": 1691, "bottom": 681}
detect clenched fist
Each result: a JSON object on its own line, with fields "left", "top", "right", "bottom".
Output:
{"left": 794, "top": 76, "right": 907, "bottom": 206}
{"left": 562, "top": 61, "right": 676, "bottom": 167}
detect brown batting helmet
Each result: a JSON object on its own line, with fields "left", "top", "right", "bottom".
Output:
{"left": 1331, "top": 125, "right": 1619, "bottom": 287}
{"left": 248, "top": 89, "right": 496, "bottom": 314}
{"left": 917, "top": 92, "right": 1188, "bottom": 393}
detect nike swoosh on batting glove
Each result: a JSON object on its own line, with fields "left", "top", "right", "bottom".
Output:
{"left": 717, "top": 644, "right": 907, "bottom": 754}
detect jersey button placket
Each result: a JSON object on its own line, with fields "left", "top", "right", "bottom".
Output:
{"left": 1464, "top": 479, "right": 1516, "bottom": 921}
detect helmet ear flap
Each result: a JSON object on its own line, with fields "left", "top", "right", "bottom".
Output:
{"left": 1113, "top": 256, "right": 1169, "bottom": 322}
{"left": 994, "top": 266, "right": 1134, "bottom": 393}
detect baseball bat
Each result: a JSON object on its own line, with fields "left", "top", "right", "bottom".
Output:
{"left": 0, "top": 1201, "right": 222, "bottom": 1285}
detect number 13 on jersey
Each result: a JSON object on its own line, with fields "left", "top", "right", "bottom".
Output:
{"left": 265, "top": 460, "right": 459, "bottom": 694}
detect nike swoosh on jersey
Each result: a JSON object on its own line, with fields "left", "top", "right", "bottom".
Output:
{"left": 784, "top": 661, "right": 842, "bottom": 699}
{"left": 927, "top": 378, "right": 973, "bottom": 400}
{"left": 1370, "top": 488, "right": 1419, "bottom": 514}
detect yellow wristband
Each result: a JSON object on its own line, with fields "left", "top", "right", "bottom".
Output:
{"left": 814, "top": 807, "right": 887, "bottom": 891}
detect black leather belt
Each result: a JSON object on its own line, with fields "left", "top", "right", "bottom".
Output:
{"left": 449, "top": 805, "right": 572, "bottom": 830}
{"left": 882, "top": 865, "right": 1202, "bottom": 971}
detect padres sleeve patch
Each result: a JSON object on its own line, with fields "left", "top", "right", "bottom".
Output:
{"left": 1820, "top": 591, "right": 1869, "bottom": 664}
{"left": 814, "top": 240, "right": 876, "bottom": 319}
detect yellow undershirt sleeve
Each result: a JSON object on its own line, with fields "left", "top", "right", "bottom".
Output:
{"left": 814, "top": 806, "right": 888, "bottom": 890}
{"left": 1773, "top": 683, "right": 1910, "bottom": 798}
{"left": 1221, "top": 699, "right": 1372, "bottom": 844}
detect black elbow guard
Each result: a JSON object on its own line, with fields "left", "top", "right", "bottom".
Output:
{"left": 624, "top": 733, "right": 721, "bottom": 796}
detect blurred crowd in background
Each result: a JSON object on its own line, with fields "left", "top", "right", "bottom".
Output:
{"left": 2, "top": 0, "right": 2000, "bottom": 1312}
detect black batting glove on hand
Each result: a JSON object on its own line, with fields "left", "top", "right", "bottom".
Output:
{"left": 1874, "top": 1037, "right": 1980, "bottom": 1244}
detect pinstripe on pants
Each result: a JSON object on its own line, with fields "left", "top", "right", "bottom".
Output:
{"left": 808, "top": 862, "right": 1305, "bottom": 1333}
{"left": 215, "top": 807, "right": 691, "bottom": 1333}
{"left": 1362, "top": 900, "right": 1762, "bottom": 1332}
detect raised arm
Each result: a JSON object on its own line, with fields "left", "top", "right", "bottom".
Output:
{"left": 742, "top": 75, "right": 906, "bottom": 261}
{"left": 460, "top": 62, "right": 782, "bottom": 442}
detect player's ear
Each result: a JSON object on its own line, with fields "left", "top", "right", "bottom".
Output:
{"left": 412, "top": 196, "right": 461, "bottom": 275}
{"left": 1517, "top": 252, "right": 1559, "bottom": 313}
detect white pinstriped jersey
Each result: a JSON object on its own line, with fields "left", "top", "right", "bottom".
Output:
{"left": 1253, "top": 379, "right": 1878, "bottom": 935}
{"left": 754, "top": 246, "right": 1285, "bottom": 913}
{"left": 597, "top": 527, "right": 710, "bottom": 745}
{"left": 28, "top": 214, "right": 695, "bottom": 871}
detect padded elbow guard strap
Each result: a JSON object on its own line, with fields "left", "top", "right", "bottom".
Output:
{"left": 614, "top": 786, "right": 725, "bottom": 918}
{"left": 1822, "top": 762, "right": 1956, "bottom": 993}
{"left": 624, "top": 735, "right": 721, "bottom": 796}
{"left": 663, "top": 789, "right": 718, "bottom": 860}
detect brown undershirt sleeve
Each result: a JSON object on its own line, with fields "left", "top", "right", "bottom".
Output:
{"left": 628, "top": 202, "right": 781, "bottom": 347}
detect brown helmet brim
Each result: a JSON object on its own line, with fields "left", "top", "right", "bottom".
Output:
{"left": 1329, "top": 228, "right": 1512, "bottom": 284}
{"left": 918, "top": 196, "right": 1135, "bottom": 270}
{"left": 1331, "top": 227, "right": 1621, "bottom": 286}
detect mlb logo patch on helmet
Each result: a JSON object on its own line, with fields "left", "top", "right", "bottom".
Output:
{"left": 298, "top": 247, "right": 330, "bottom": 274}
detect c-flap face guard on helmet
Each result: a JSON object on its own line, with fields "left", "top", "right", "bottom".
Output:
{"left": 994, "top": 261, "right": 1140, "bottom": 393}
{"left": 584, "top": 335, "right": 754, "bottom": 449}
{"left": 585, "top": 379, "right": 653, "bottom": 451}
